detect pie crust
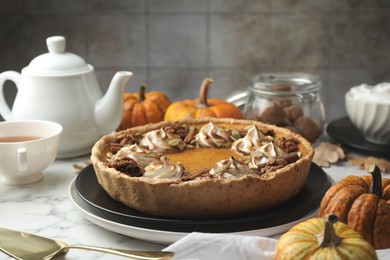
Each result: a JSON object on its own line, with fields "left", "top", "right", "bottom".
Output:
{"left": 91, "top": 118, "right": 314, "bottom": 219}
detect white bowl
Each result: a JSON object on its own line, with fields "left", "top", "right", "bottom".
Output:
{"left": 345, "top": 83, "right": 390, "bottom": 145}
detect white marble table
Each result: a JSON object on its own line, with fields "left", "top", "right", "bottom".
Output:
{"left": 0, "top": 155, "right": 167, "bottom": 260}
{"left": 0, "top": 147, "right": 380, "bottom": 259}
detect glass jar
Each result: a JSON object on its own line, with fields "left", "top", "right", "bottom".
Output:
{"left": 244, "top": 73, "right": 325, "bottom": 142}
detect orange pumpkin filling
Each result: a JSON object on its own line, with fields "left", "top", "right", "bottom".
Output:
{"left": 165, "top": 148, "right": 239, "bottom": 173}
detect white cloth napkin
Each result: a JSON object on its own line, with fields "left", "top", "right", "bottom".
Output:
{"left": 164, "top": 232, "right": 277, "bottom": 260}
{"left": 164, "top": 232, "right": 390, "bottom": 260}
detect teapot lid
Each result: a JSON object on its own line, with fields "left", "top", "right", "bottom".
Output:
{"left": 25, "top": 36, "right": 90, "bottom": 75}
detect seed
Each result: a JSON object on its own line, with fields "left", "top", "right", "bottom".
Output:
{"left": 251, "top": 151, "right": 264, "bottom": 158}
{"left": 230, "top": 129, "right": 241, "bottom": 140}
{"left": 169, "top": 139, "right": 181, "bottom": 146}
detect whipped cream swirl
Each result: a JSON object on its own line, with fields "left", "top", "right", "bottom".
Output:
{"left": 140, "top": 128, "right": 186, "bottom": 154}
{"left": 195, "top": 122, "right": 232, "bottom": 148}
{"left": 231, "top": 125, "right": 266, "bottom": 155}
{"left": 249, "top": 142, "right": 287, "bottom": 168}
{"left": 143, "top": 160, "right": 184, "bottom": 179}
{"left": 112, "top": 144, "right": 160, "bottom": 167}
{"left": 209, "top": 156, "right": 258, "bottom": 179}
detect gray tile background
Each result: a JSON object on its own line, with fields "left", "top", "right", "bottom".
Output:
{"left": 1, "top": 0, "right": 390, "bottom": 123}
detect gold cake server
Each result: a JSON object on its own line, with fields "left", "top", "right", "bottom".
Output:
{"left": 0, "top": 227, "right": 173, "bottom": 260}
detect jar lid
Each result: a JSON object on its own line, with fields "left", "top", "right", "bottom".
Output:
{"left": 225, "top": 89, "right": 248, "bottom": 110}
{"left": 248, "top": 73, "right": 321, "bottom": 97}
{"left": 24, "top": 36, "right": 90, "bottom": 75}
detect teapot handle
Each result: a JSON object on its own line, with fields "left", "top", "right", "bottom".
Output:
{"left": 0, "top": 71, "right": 21, "bottom": 120}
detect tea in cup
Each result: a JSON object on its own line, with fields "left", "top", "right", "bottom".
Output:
{"left": 0, "top": 120, "right": 62, "bottom": 185}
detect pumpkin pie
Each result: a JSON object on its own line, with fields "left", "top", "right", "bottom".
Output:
{"left": 91, "top": 118, "right": 314, "bottom": 219}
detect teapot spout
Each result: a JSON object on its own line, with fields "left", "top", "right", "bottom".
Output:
{"left": 95, "top": 71, "right": 132, "bottom": 135}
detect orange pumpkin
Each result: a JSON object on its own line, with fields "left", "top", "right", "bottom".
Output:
{"left": 117, "top": 84, "right": 171, "bottom": 131}
{"left": 164, "top": 78, "right": 243, "bottom": 120}
{"left": 318, "top": 165, "right": 390, "bottom": 249}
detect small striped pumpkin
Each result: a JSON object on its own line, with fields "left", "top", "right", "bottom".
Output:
{"left": 274, "top": 214, "right": 377, "bottom": 260}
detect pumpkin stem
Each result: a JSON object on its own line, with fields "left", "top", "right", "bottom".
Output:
{"left": 318, "top": 214, "right": 341, "bottom": 248}
{"left": 197, "top": 77, "right": 214, "bottom": 108}
{"left": 140, "top": 84, "right": 147, "bottom": 102}
{"left": 368, "top": 164, "right": 382, "bottom": 200}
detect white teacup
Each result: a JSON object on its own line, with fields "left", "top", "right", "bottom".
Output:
{"left": 0, "top": 120, "right": 62, "bottom": 185}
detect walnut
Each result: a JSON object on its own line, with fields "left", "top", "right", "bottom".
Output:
{"left": 294, "top": 116, "right": 321, "bottom": 142}
{"left": 313, "top": 141, "right": 345, "bottom": 167}
{"left": 283, "top": 104, "right": 303, "bottom": 121}
{"left": 259, "top": 159, "right": 288, "bottom": 174}
{"left": 110, "top": 143, "right": 125, "bottom": 154}
{"left": 116, "top": 132, "right": 142, "bottom": 146}
{"left": 275, "top": 137, "right": 298, "bottom": 153}
{"left": 109, "top": 133, "right": 142, "bottom": 154}
{"left": 164, "top": 124, "right": 189, "bottom": 139}
{"left": 273, "top": 98, "right": 292, "bottom": 108}
{"left": 258, "top": 104, "right": 286, "bottom": 125}
{"left": 107, "top": 157, "right": 145, "bottom": 177}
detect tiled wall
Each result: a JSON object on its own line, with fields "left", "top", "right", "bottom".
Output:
{"left": 1, "top": 0, "right": 390, "bottom": 122}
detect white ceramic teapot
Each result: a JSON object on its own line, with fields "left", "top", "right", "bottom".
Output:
{"left": 0, "top": 36, "right": 133, "bottom": 158}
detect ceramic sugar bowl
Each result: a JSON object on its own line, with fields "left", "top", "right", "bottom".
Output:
{"left": 0, "top": 36, "right": 133, "bottom": 158}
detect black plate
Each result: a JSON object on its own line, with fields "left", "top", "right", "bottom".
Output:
{"left": 326, "top": 117, "right": 390, "bottom": 157}
{"left": 75, "top": 164, "right": 332, "bottom": 233}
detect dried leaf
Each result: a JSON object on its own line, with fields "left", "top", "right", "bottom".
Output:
{"left": 313, "top": 141, "right": 345, "bottom": 167}
{"left": 73, "top": 160, "right": 91, "bottom": 174}
{"left": 346, "top": 155, "right": 390, "bottom": 173}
